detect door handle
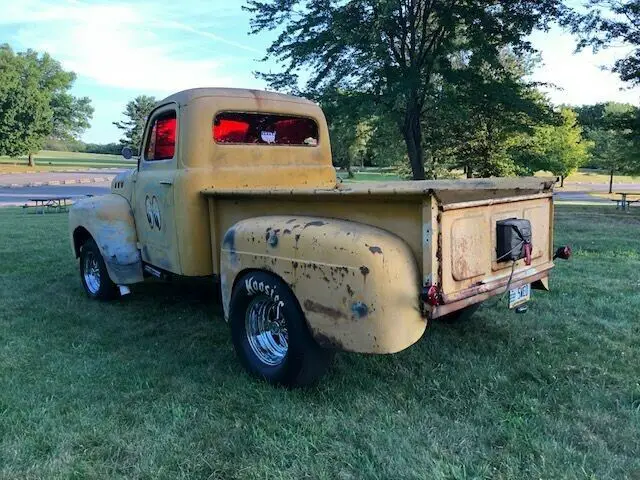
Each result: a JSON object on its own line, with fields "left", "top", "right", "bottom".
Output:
{"left": 159, "top": 180, "right": 173, "bottom": 186}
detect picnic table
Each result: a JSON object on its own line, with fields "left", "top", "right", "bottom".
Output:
{"left": 24, "top": 197, "right": 71, "bottom": 214}
{"left": 612, "top": 192, "right": 640, "bottom": 211}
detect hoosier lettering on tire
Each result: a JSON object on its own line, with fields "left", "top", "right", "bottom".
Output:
{"left": 229, "top": 271, "right": 334, "bottom": 387}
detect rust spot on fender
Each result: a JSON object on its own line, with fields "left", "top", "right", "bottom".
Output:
{"left": 304, "top": 220, "right": 327, "bottom": 229}
{"left": 346, "top": 284, "right": 354, "bottom": 297}
{"left": 359, "top": 265, "right": 370, "bottom": 277}
{"left": 286, "top": 218, "right": 297, "bottom": 224}
{"left": 303, "top": 299, "right": 347, "bottom": 321}
{"left": 222, "top": 227, "right": 235, "bottom": 250}
{"left": 368, "top": 245, "right": 383, "bottom": 255}
{"left": 351, "top": 302, "right": 369, "bottom": 319}
{"left": 313, "top": 332, "right": 345, "bottom": 350}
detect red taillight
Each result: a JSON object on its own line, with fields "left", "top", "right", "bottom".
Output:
{"left": 553, "top": 245, "right": 572, "bottom": 260}
{"left": 524, "top": 242, "right": 532, "bottom": 266}
{"left": 421, "top": 285, "right": 441, "bottom": 306}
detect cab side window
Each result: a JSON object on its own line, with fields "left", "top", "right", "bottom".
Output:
{"left": 144, "top": 110, "right": 177, "bottom": 161}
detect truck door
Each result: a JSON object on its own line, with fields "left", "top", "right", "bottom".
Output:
{"left": 132, "top": 103, "right": 181, "bottom": 273}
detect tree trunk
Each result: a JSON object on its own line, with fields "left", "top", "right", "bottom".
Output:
{"left": 466, "top": 164, "right": 473, "bottom": 178}
{"left": 609, "top": 169, "right": 614, "bottom": 194}
{"left": 402, "top": 103, "right": 425, "bottom": 180}
{"left": 560, "top": 175, "right": 564, "bottom": 188}
{"left": 28, "top": 152, "right": 35, "bottom": 167}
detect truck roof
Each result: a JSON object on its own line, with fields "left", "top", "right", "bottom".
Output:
{"left": 159, "top": 88, "right": 316, "bottom": 107}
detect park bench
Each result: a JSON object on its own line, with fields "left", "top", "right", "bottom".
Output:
{"left": 611, "top": 192, "right": 640, "bottom": 211}
{"left": 23, "top": 197, "right": 71, "bottom": 214}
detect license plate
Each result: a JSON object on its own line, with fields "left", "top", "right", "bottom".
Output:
{"left": 508, "top": 284, "right": 531, "bottom": 309}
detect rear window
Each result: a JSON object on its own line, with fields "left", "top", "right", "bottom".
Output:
{"left": 213, "top": 112, "right": 319, "bottom": 146}
{"left": 145, "top": 110, "right": 177, "bottom": 161}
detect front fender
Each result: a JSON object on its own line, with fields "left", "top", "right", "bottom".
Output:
{"left": 220, "top": 216, "right": 425, "bottom": 354}
{"left": 69, "top": 194, "right": 143, "bottom": 285}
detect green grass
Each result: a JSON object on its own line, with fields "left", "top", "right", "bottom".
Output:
{"left": 337, "top": 170, "right": 402, "bottom": 182}
{"left": 1, "top": 205, "right": 639, "bottom": 479}
{"left": 0, "top": 150, "right": 134, "bottom": 170}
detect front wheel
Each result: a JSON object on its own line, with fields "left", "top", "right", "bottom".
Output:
{"left": 79, "top": 238, "right": 118, "bottom": 300}
{"left": 229, "top": 271, "right": 334, "bottom": 387}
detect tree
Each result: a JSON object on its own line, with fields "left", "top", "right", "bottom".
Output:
{"left": 571, "top": 1, "right": 640, "bottom": 85}
{"left": 515, "top": 108, "right": 592, "bottom": 186}
{"left": 423, "top": 50, "right": 554, "bottom": 178}
{"left": 0, "top": 45, "right": 92, "bottom": 166}
{"left": 245, "top": 0, "right": 568, "bottom": 179}
{"left": 575, "top": 102, "right": 640, "bottom": 192}
{"left": 113, "top": 95, "right": 157, "bottom": 154}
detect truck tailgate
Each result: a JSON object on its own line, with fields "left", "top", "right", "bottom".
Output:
{"left": 433, "top": 192, "right": 554, "bottom": 313}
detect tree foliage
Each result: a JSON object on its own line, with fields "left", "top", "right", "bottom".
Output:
{"left": 575, "top": 102, "right": 640, "bottom": 191}
{"left": 245, "top": 0, "right": 569, "bottom": 179}
{"left": 0, "top": 44, "right": 92, "bottom": 165}
{"left": 571, "top": 1, "right": 640, "bottom": 85}
{"left": 113, "top": 95, "right": 157, "bottom": 154}
{"left": 423, "top": 50, "right": 555, "bottom": 178}
{"left": 514, "top": 108, "right": 592, "bottom": 185}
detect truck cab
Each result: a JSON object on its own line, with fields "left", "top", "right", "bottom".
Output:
{"left": 69, "top": 88, "right": 567, "bottom": 386}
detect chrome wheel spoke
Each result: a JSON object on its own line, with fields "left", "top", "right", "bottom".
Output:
{"left": 83, "top": 252, "right": 101, "bottom": 294}
{"left": 245, "top": 296, "right": 289, "bottom": 366}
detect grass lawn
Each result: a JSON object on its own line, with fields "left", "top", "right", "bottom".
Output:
{"left": 1, "top": 205, "right": 639, "bottom": 479}
{"left": 0, "top": 150, "right": 134, "bottom": 172}
{"left": 336, "top": 168, "right": 640, "bottom": 189}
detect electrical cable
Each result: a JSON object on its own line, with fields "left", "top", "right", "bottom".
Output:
{"left": 477, "top": 240, "right": 526, "bottom": 310}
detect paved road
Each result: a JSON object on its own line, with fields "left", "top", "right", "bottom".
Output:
{"left": 0, "top": 170, "right": 123, "bottom": 187}
{"left": 0, "top": 170, "right": 637, "bottom": 207}
{"left": 0, "top": 184, "right": 111, "bottom": 206}
{"left": 567, "top": 182, "right": 640, "bottom": 193}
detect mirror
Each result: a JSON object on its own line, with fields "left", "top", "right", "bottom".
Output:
{"left": 121, "top": 146, "right": 133, "bottom": 160}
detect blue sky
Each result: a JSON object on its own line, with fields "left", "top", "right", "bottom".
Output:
{"left": 1, "top": 0, "right": 639, "bottom": 144}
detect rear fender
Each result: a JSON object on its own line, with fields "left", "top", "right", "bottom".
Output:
{"left": 69, "top": 194, "right": 143, "bottom": 285}
{"left": 219, "top": 216, "right": 425, "bottom": 354}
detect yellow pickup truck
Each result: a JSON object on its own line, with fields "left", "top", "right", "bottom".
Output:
{"left": 69, "top": 88, "right": 569, "bottom": 386}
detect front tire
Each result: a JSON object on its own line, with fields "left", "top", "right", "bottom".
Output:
{"left": 229, "top": 271, "right": 334, "bottom": 387}
{"left": 79, "top": 238, "right": 118, "bottom": 300}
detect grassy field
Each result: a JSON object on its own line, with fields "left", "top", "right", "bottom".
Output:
{"left": 0, "top": 150, "right": 134, "bottom": 172}
{"left": 1, "top": 205, "right": 639, "bottom": 479}
{"left": 337, "top": 167, "right": 640, "bottom": 186}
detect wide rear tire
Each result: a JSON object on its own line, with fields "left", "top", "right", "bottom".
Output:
{"left": 229, "top": 271, "right": 334, "bottom": 387}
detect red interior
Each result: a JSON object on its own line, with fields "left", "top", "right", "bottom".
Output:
{"left": 213, "top": 113, "right": 318, "bottom": 145}
{"left": 154, "top": 115, "right": 176, "bottom": 159}
{"left": 213, "top": 119, "right": 250, "bottom": 143}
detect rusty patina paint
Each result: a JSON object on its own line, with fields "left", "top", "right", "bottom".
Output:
{"left": 69, "top": 87, "right": 557, "bottom": 352}
{"left": 219, "top": 215, "right": 425, "bottom": 354}
{"left": 68, "top": 194, "right": 143, "bottom": 285}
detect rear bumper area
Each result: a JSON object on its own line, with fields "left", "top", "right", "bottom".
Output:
{"left": 430, "top": 261, "right": 554, "bottom": 318}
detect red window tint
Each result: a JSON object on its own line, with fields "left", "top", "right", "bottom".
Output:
{"left": 145, "top": 111, "right": 176, "bottom": 161}
{"left": 213, "top": 112, "right": 318, "bottom": 146}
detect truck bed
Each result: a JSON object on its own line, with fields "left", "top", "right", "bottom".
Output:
{"left": 201, "top": 177, "right": 555, "bottom": 318}
{"left": 201, "top": 177, "right": 554, "bottom": 199}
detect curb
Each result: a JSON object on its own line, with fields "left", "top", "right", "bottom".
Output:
{"left": 0, "top": 176, "right": 114, "bottom": 188}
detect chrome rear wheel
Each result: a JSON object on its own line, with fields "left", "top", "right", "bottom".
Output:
{"left": 245, "top": 296, "right": 289, "bottom": 366}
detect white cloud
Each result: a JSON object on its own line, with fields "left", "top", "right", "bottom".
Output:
{"left": 3, "top": 0, "right": 261, "bottom": 93}
{"left": 530, "top": 28, "right": 640, "bottom": 107}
